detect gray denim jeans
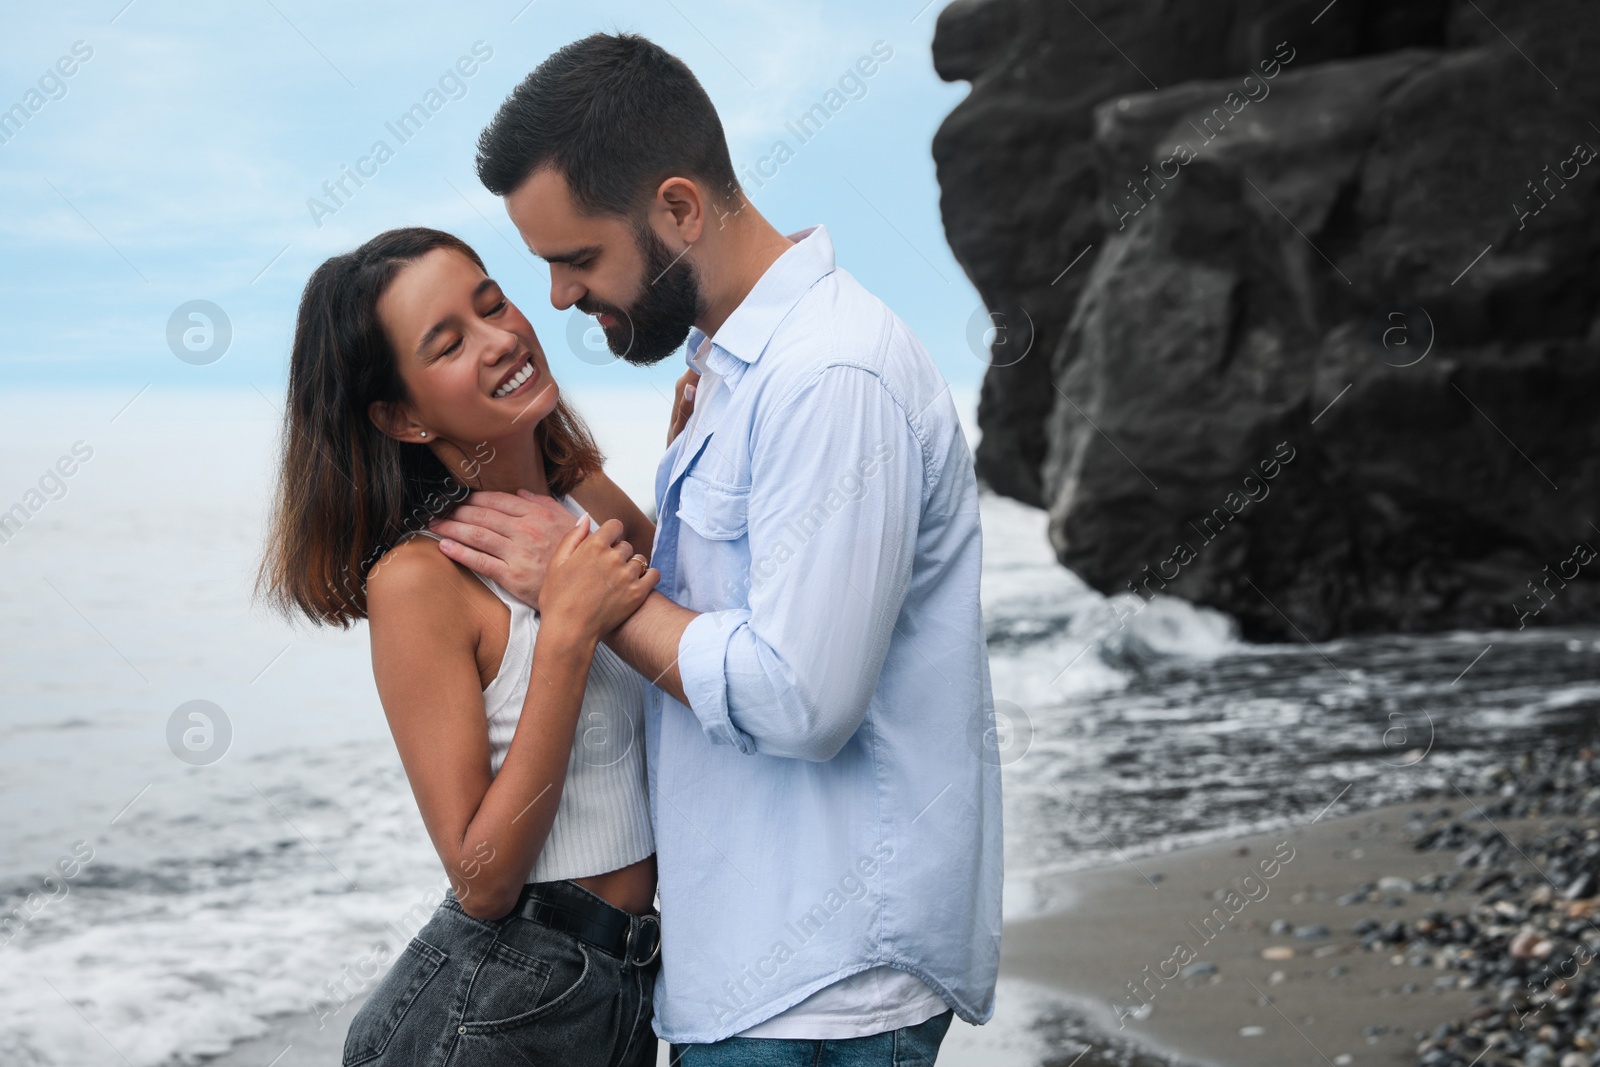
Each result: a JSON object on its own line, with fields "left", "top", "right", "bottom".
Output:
{"left": 343, "top": 886, "right": 658, "bottom": 1067}
{"left": 671, "top": 1010, "right": 953, "bottom": 1066}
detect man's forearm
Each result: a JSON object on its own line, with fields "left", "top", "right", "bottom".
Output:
{"left": 603, "top": 591, "right": 695, "bottom": 705}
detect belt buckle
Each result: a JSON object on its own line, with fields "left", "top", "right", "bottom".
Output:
{"left": 625, "top": 913, "right": 661, "bottom": 966}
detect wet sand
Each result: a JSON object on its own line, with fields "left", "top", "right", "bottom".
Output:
{"left": 998, "top": 797, "right": 1550, "bottom": 1067}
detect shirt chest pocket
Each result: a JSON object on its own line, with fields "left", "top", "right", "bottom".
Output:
{"left": 676, "top": 473, "right": 750, "bottom": 541}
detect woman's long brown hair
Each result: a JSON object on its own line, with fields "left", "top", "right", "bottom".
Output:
{"left": 257, "top": 227, "right": 602, "bottom": 627}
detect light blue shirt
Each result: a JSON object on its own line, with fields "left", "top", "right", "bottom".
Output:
{"left": 646, "top": 225, "right": 1003, "bottom": 1042}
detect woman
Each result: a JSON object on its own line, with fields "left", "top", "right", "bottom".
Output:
{"left": 258, "top": 227, "right": 669, "bottom": 1067}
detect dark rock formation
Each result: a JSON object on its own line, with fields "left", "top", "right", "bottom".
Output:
{"left": 934, "top": 0, "right": 1600, "bottom": 640}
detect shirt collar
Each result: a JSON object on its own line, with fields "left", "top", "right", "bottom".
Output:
{"left": 683, "top": 224, "right": 834, "bottom": 381}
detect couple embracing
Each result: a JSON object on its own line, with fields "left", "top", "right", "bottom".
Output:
{"left": 259, "top": 32, "right": 1000, "bottom": 1067}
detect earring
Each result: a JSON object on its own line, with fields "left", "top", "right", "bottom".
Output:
{"left": 419, "top": 431, "right": 427, "bottom": 438}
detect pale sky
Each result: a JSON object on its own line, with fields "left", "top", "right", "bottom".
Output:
{"left": 0, "top": 0, "right": 986, "bottom": 401}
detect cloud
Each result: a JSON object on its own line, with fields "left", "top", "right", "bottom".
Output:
{"left": 0, "top": 0, "right": 981, "bottom": 393}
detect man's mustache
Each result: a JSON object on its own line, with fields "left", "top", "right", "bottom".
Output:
{"left": 575, "top": 298, "right": 625, "bottom": 320}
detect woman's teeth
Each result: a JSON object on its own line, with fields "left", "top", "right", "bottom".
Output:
{"left": 493, "top": 359, "right": 534, "bottom": 398}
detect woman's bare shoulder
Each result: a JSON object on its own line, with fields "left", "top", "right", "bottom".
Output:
{"left": 366, "top": 536, "right": 479, "bottom": 620}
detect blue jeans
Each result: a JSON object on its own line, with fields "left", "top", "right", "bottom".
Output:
{"left": 343, "top": 887, "right": 658, "bottom": 1067}
{"left": 670, "top": 1010, "right": 953, "bottom": 1066}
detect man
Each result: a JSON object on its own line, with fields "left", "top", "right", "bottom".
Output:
{"left": 433, "top": 33, "right": 1000, "bottom": 1064}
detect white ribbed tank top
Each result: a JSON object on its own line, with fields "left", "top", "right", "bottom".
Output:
{"left": 402, "top": 497, "right": 653, "bottom": 882}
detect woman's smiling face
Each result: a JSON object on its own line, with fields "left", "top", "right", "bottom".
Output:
{"left": 375, "top": 246, "right": 559, "bottom": 443}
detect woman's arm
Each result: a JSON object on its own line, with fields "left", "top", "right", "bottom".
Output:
{"left": 366, "top": 519, "right": 656, "bottom": 920}
{"left": 570, "top": 469, "right": 656, "bottom": 563}
{"left": 570, "top": 369, "right": 698, "bottom": 556}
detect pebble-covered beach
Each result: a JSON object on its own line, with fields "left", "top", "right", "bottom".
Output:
{"left": 1352, "top": 750, "right": 1600, "bottom": 1067}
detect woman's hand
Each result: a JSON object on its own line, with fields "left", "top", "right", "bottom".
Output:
{"left": 538, "top": 516, "right": 659, "bottom": 643}
{"left": 667, "top": 368, "right": 700, "bottom": 446}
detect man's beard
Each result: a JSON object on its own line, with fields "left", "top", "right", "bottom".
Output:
{"left": 579, "top": 224, "right": 704, "bottom": 367}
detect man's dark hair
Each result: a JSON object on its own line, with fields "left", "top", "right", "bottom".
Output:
{"left": 476, "top": 33, "right": 740, "bottom": 215}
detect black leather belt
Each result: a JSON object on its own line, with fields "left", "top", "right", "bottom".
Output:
{"left": 515, "top": 880, "right": 660, "bottom": 967}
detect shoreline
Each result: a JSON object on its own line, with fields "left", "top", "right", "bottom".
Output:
{"left": 193, "top": 794, "right": 1569, "bottom": 1067}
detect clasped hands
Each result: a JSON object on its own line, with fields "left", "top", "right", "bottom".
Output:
{"left": 427, "top": 367, "right": 699, "bottom": 615}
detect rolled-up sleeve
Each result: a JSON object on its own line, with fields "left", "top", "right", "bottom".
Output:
{"left": 676, "top": 364, "right": 925, "bottom": 761}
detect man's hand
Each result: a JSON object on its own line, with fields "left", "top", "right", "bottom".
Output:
{"left": 668, "top": 368, "right": 700, "bottom": 446}
{"left": 429, "top": 491, "right": 580, "bottom": 607}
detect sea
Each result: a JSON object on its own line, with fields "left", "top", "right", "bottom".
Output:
{"left": 2, "top": 387, "right": 1596, "bottom": 1065}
